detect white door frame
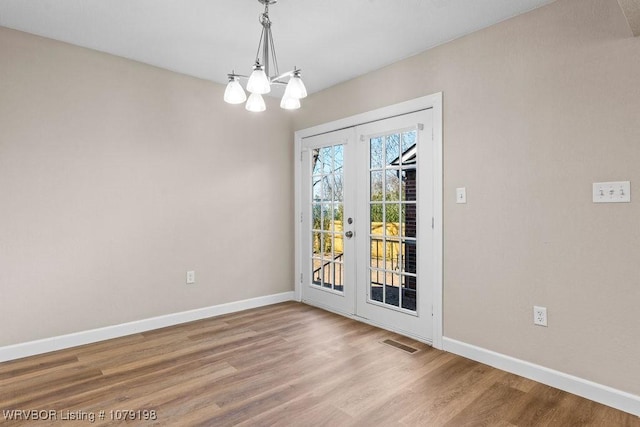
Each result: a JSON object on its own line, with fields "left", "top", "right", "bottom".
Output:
{"left": 294, "top": 93, "right": 443, "bottom": 350}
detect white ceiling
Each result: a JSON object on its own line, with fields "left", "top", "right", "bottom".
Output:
{"left": 0, "top": 0, "right": 556, "bottom": 95}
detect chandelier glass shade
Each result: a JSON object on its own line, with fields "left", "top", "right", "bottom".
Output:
{"left": 223, "top": 76, "right": 247, "bottom": 104}
{"left": 246, "top": 64, "right": 271, "bottom": 95}
{"left": 280, "top": 95, "right": 300, "bottom": 110}
{"left": 284, "top": 73, "right": 307, "bottom": 99}
{"left": 224, "top": 0, "right": 307, "bottom": 112}
{"left": 246, "top": 93, "right": 267, "bottom": 112}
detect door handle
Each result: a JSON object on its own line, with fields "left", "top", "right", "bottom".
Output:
{"left": 345, "top": 231, "right": 354, "bottom": 238}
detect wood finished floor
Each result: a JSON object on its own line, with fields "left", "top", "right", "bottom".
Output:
{"left": 1, "top": 302, "right": 638, "bottom": 426}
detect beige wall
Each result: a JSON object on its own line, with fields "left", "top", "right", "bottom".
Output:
{"left": 294, "top": 0, "right": 640, "bottom": 396}
{"left": 0, "top": 27, "right": 294, "bottom": 346}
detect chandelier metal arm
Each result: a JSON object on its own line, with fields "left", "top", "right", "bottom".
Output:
{"left": 271, "top": 69, "right": 300, "bottom": 84}
{"left": 254, "top": 26, "right": 266, "bottom": 67}
{"left": 228, "top": 72, "right": 249, "bottom": 79}
{"left": 268, "top": 25, "right": 279, "bottom": 78}
{"left": 228, "top": 70, "right": 299, "bottom": 83}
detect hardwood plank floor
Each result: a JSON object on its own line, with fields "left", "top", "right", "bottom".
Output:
{"left": 1, "top": 302, "right": 638, "bottom": 426}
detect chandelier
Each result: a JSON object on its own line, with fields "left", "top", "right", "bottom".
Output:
{"left": 223, "top": 0, "right": 307, "bottom": 112}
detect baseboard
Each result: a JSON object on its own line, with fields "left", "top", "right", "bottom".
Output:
{"left": 443, "top": 337, "right": 640, "bottom": 417}
{"left": 0, "top": 291, "right": 295, "bottom": 363}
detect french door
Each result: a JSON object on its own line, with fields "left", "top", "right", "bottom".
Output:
{"left": 300, "top": 129, "right": 356, "bottom": 315}
{"left": 301, "top": 109, "right": 434, "bottom": 343}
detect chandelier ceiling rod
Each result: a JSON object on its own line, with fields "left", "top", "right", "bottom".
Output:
{"left": 255, "top": 1, "right": 279, "bottom": 80}
{"left": 223, "top": 0, "right": 307, "bottom": 112}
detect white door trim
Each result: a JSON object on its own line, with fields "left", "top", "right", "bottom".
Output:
{"left": 294, "top": 93, "right": 443, "bottom": 349}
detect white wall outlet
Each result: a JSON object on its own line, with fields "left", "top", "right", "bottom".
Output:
{"left": 456, "top": 187, "right": 467, "bottom": 204}
{"left": 533, "top": 306, "right": 547, "bottom": 327}
{"left": 186, "top": 270, "right": 195, "bottom": 284}
{"left": 593, "top": 181, "right": 630, "bottom": 203}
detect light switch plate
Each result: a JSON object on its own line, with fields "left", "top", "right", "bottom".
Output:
{"left": 186, "top": 270, "right": 195, "bottom": 284}
{"left": 593, "top": 181, "right": 630, "bottom": 203}
{"left": 456, "top": 187, "right": 467, "bottom": 204}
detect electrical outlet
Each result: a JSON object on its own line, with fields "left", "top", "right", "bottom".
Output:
{"left": 186, "top": 270, "right": 195, "bottom": 284}
{"left": 533, "top": 306, "right": 547, "bottom": 327}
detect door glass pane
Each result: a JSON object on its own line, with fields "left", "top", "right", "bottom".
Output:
{"left": 401, "top": 275, "right": 417, "bottom": 311}
{"left": 334, "top": 174, "right": 344, "bottom": 202}
{"left": 312, "top": 204, "right": 321, "bottom": 230}
{"left": 385, "top": 170, "right": 400, "bottom": 201}
{"left": 370, "top": 171, "right": 383, "bottom": 201}
{"left": 389, "top": 211, "right": 401, "bottom": 238}
{"left": 334, "top": 232, "right": 344, "bottom": 257}
{"left": 334, "top": 145, "right": 344, "bottom": 170}
{"left": 322, "top": 264, "right": 332, "bottom": 289}
{"left": 334, "top": 262, "right": 344, "bottom": 292}
{"left": 385, "top": 134, "right": 401, "bottom": 166}
{"left": 312, "top": 148, "right": 323, "bottom": 176}
{"left": 385, "top": 274, "right": 401, "bottom": 307}
{"left": 384, "top": 206, "right": 399, "bottom": 237}
{"left": 312, "top": 179, "right": 322, "bottom": 202}
{"left": 312, "top": 231, "right": 321, "bottom": 257}
{"left": 370, "top": 137, "right": 383, "bottom": 169}
{"left": 333, "top": 203, "right": 343, "bottom": 231}
{"left": 322, "top": 233, "right": 333, "bottom": 260}
{"left": 317, "top": 232, "right": 327, "bottom": 258}
{"left": 322, "top": 204, "right": 332, "bottom": 231}
{"left": 319, "top": 147, "right": 332, "bottom": 174}
{"left": 322, "top": 175, "right": 334, "bottom": 201}
{"left": 405, "top": 204, "right": 417, "bottom": 238}
{"left": 401, "top": 169, "right": 416, "bottom": 201}
{"left": 401, "top": 203, "right": 417, "bottom": 238}
{"left": 386, "top": 239, "right": 400, "bottom": 271}
{"left": 371, "top": 279, "right": 383, "bottom": 303}
{"left": 401, "top": 241, "right": 417, "bottom": 275}
{"left": 370, "top": 204, "right": 383, "bottom": 235}
{"left": 310, "top": 143, "right": 345, "bottom": 294}
{"left": 312, "top": 258, "right": 322, "bottom": 286}
{"left": 370, "top": 237, "right": 382, "bottom": 268}
{"left": 368, "top": 132, "right": 418, "bottom": 312}
{"left": 401, "top": 131, "right": 417, "bottom": 162}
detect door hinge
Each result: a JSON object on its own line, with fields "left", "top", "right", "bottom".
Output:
{"left": 300, "top": 273, "right": 303, "bottom": 283}
{"left": 300, "top": 150, "right": 303, "bottom": 162}
{"left": 432, "top": 217, "right": 434, "bottom": 229}
{"left": 300, "top": 212, "right": 303, "bottom": 223}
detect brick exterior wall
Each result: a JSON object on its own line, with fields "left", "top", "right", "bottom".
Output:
{"left": 405, "top": 169, "right": 417, "bottom": 291}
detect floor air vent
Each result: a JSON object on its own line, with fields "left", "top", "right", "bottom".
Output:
{"left": 382, "top": 339, "right": 419, "bottom": 354}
